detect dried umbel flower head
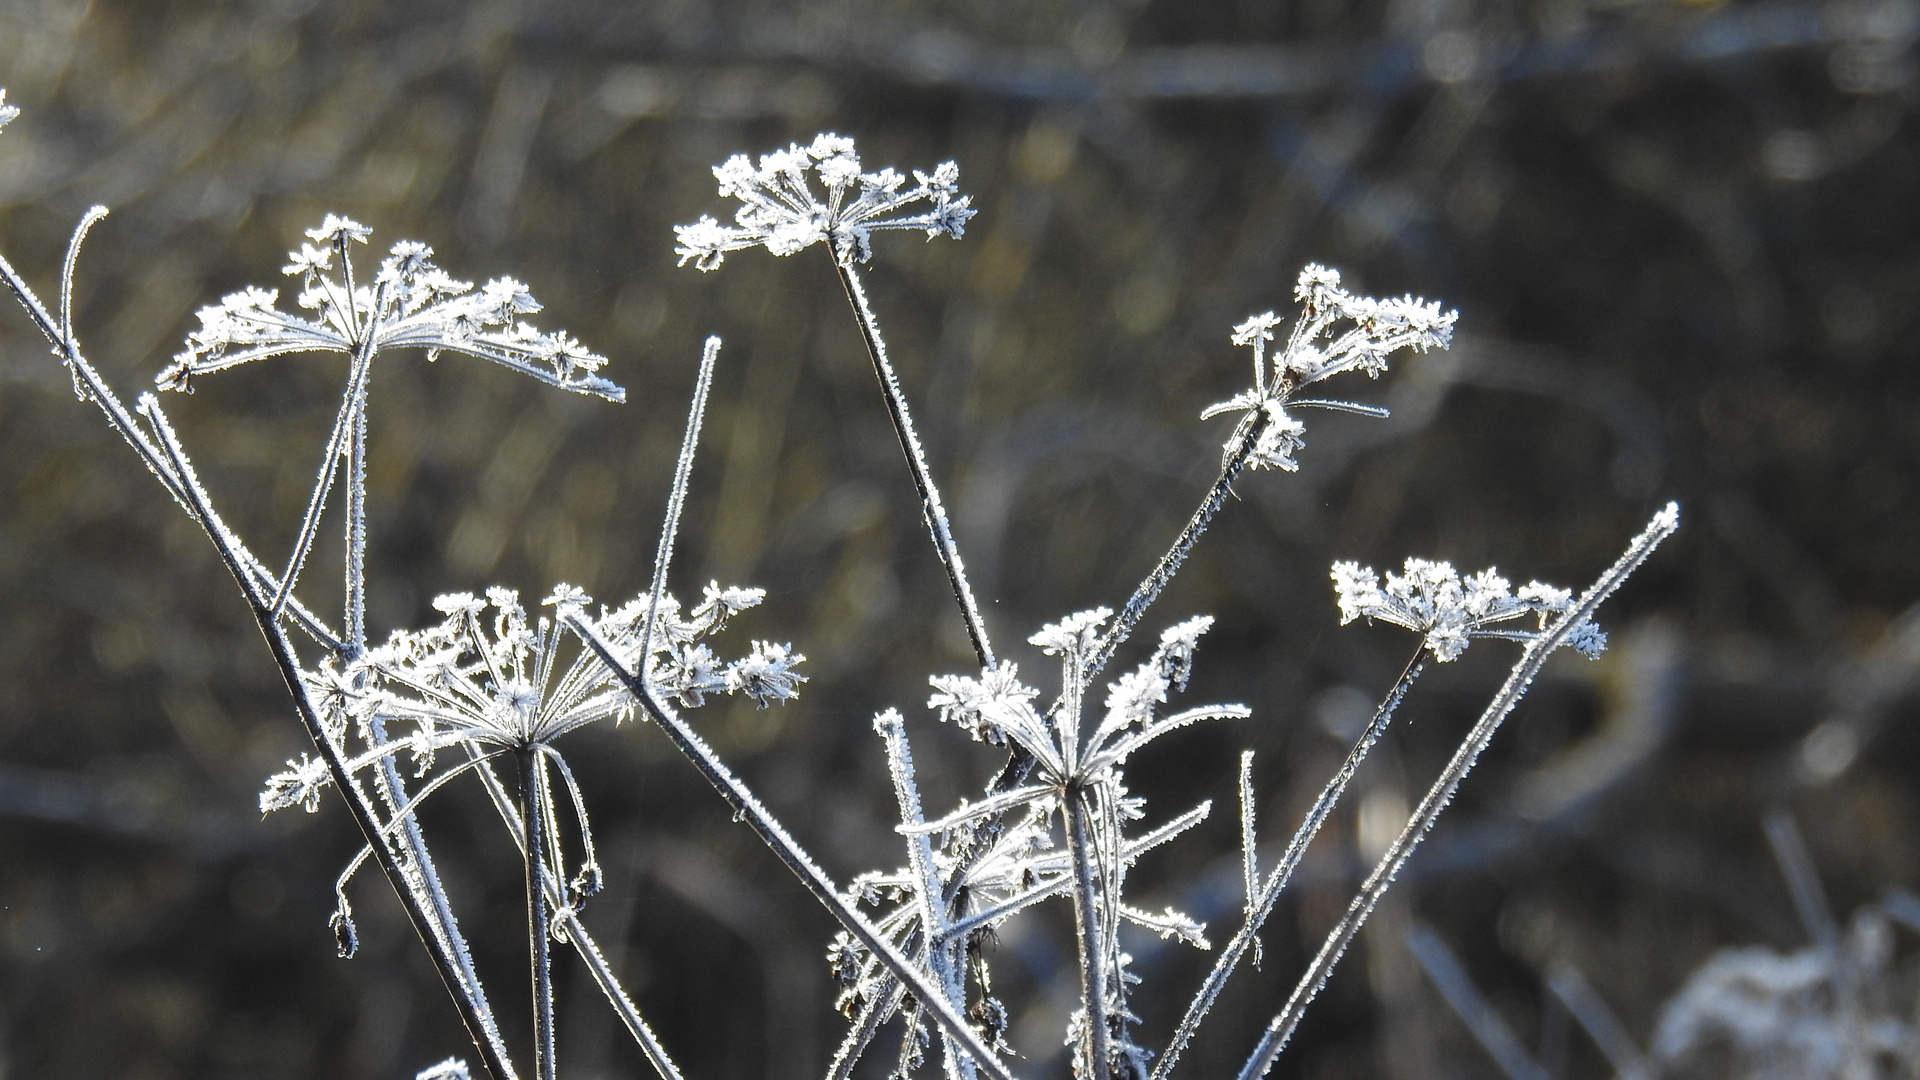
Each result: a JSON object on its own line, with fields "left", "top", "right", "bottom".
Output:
{"left": 1203, "top": 264, "right": 1457, "bottom": 472}
{"left": 1330, "top": 558, "right": 1607, "bottom": 662}
{"left": 674, "top": 133, "right": 976, "bottom": 270}
{"left": 158, "top": 217, "right": 621, "bottom": 401}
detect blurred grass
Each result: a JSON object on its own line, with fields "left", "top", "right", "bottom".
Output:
{"left": 1, "top": 0, "right": 1919, "bottom": 1077}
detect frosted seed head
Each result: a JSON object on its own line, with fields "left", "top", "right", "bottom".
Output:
{"left": 260, "top": 754, "right": 332, "bottom": 814}
{"left": 1030, "top": 607, "right": 1113, "bottom": 659}
{"left": 306, "top": 214, "right": 370, "bottom": 246}
{"left": 1230, "top": 312, "right": 1282, "bottom": 347}
{"left": 727, "top": 641, "right": 807, "bottom": 707}
{"left": 675, "top": 134, "right": 976, "bottom": 270}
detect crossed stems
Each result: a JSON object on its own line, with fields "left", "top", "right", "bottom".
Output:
{"left": 0, "top": 210, "right": 702, "bottom": 1080}
{"left": 821, "top": 239, "right": 1676, "bottom": 1080}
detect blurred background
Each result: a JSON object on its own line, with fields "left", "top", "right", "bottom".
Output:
{"left": 0, "top": 0, "right": 1917, "bottom": 1077}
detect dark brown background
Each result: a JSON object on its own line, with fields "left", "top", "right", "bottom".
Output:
{"left": 1, "top": 0, "right": 1917, "bottom": 1077}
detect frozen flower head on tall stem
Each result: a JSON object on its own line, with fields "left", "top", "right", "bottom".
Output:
{"left": 263, "top": 579, "right": 799, "bottom": 952}
{"left": 674, "top": 133, "right": 976, "bottom": 270}
{"left": 676, "top": 133, "right": 997, "bottom": 671}
{"left": 153, "top": 216, "right": 624, "bottom": 654}
{"left": 159, "top": 218, "right": 620, "bottom": 400}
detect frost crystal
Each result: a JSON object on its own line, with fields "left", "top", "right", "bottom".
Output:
{"left": 674, "top": 133, "right": 976, "bottom": 270}
{"left": 156, "top": 220, "right": 622, "bottom": 401}
{"left": 1203, "top": 264, "right": 1457, "bottom": 472}
{"left": 1330, "top": 558, "right": 1605, "bottom": 661}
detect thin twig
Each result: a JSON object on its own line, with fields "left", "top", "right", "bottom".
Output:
{"left": 1543, "top": 961, "right": 1655, "bottom": 1080}
{"left": 1065, "top": 787, "right": 1114, "bottom": 1080}
{"left": 642, "top": 336, "right": 720, "bottom": 665}
{"left": 465, "top": 746, "right": 685, "bottom": 1080}
{"left": 1406, "top": 922, "right": 1553, "bottom": 1080}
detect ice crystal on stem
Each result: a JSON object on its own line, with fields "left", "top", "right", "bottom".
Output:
{"left": 1330, "top": 559, "right": 1607, "bottom": 662}
{"left": 675, "top": 133, "right": 976, "bottom": 270}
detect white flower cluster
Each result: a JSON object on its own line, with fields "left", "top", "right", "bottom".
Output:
{"left": 1330, "top": 558, "right": 1605, "bottom": 662}
{"left": 927, "top": 610, "right": 1241, "bottom": 785}
{"left": 674, "top": 133, "right": 976, "bottom": 271}
{"left": 0, "top": 90, "right": 16, "bottom": 134}
{"left": 258, "top": 582, "right": 802, "bottom": 814}
{"left": 157, "top": 216, "right": 622, "bottom": 401}
{"left": 1203, "top": 264, "right": 1457, "bottom": 472}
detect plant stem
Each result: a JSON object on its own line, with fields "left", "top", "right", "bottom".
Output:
{"left": 1154, "top": 652, "right": 1423, "bottom": 1080}
{"left": 1235, "top": 504, "right": 1679, "bottom": 1080}
{"left": 1065, "top": 786, "right": 1113, "bottom": 1080}
{"left": 834, "top": 259, "right": 995, "bottom": 670}
{"left": 523, "top": 749, "right": 558, "bottom": 1080}
{"left": 143, "top": 399, "right": 518, "bottom": 1080}
{"left": 466, "top": 748, "right": 685, "bottom": 1080}
{"left": 1082, "top": 408, "right": 1268, "bottom": 687}
{"left": 5, "top": 233, "right": 517, "bottom": 1080}
{"left": 876, "top": 711, "right": 976, "bottom": 1080}
{"left": 569, "top": 616, "right": 1019, "bottom": 1080}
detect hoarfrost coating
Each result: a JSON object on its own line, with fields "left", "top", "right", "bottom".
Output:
{"left": 0, "top": 95, "right": 1681, "bottom": 1080}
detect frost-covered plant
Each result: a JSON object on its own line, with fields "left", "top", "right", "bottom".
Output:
{"left": 0, "top": 96, "right": 1680, "bottom": 1080}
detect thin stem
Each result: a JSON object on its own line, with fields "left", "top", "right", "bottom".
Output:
{"left": 1154, "top": 652, "right": 1423, "bottom": 1080}
{"left": 1065, "top": 786, "right": 1113, "bottom": 1080}
{"left": 138, "top": 395, "right": 518, "bottom": 1080}
{"left": 271, "top": 344, "right": 374, "bottom": 621}
{"left": 569, "top": 615, "right": 1019, "bottom": 1080}
{"left": 876, "top": 710, "right": 976, "bottom": 1080}
{"left": 346, "top": 363, "right": 371, "bottom": 650}
{"left": 642, "top": 336, "right": 720, "bottom": 665}
{"left": 1082, "top": 408, "right": 1268, "bottom": 687}
{"left": 1542, "top": 961, "right": 1654, "bottom": 1080}
{"left": 523, "top": 750, "right": 558, "bottom": 1080}
{"left": 1236, "top": 504, "right": 1679, "bottom": 1080}
{"left": 466, "top": 746, "right": 685, "bottom": 1080}
{"left": 834, "top": 259, "right": 995, "bottom": 670}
